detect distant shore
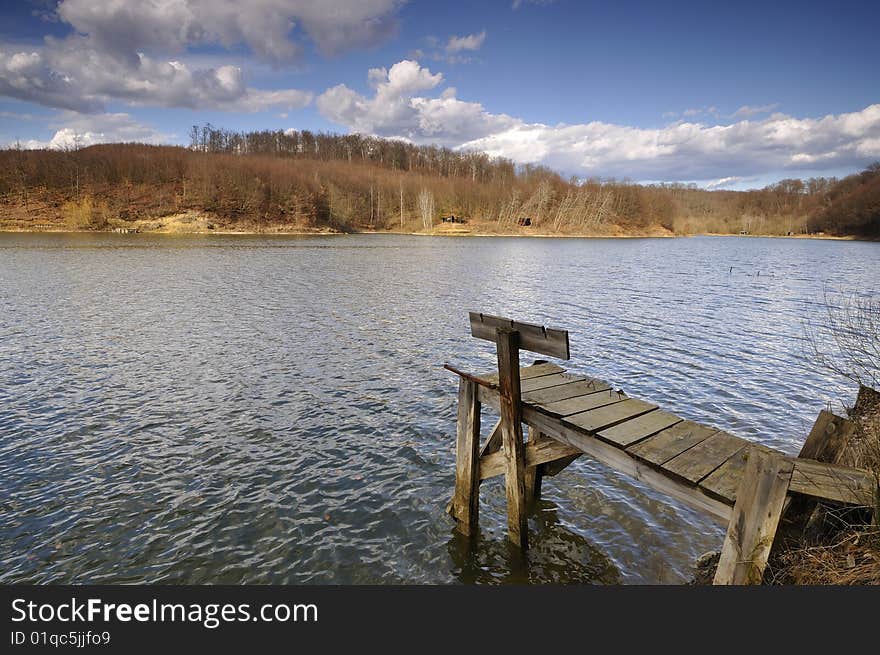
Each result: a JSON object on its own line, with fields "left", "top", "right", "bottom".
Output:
{"left": 0, "top": 208, "right": 868, "bottom": 240}
{"left": 0, "top": 224, "right": 863, "bottom": 241}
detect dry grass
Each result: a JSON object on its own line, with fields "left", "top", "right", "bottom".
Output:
{"left": 61, "top": 195, "right": 112, "bottom": 230}
{"left": 769, "top": 385, "right": 880, "bottom": 585}
{"left": 770, "top": 529, "right": 880, "bottom": 585}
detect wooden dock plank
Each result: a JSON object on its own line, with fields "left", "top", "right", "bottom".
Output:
{"left": 521, "top": 402, "right": 733, "bottom": 522}
{"left": 789, "top": 459, "right": 877, "bottom": 507}
{"left": 539, "top": 389, "right": 626, "bottom": 417}
{"left": 522, "top": 378, "right": 610, "bottom": 404}
{"left": 626, "top": 421, "right": 719, "bottom": 466}
{"left": 598, "top": 410, "right": 683, "bottom": 448}
{"left": 564, "top": 398, "right": 657, "bottom": 433}
{"left": 520, "top": 372, "right": 586, "bottom": 394}
{"left": 699, "top": 443, "right": 776, "bottom": 504}
{"left": 479, "top": 362, "right": 564, "bottom": 384}
{"left": 662, "top": 431, "right": 749, "bottom": 484}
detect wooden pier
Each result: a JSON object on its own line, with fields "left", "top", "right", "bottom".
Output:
{"left": 446, "top": 312, "right": 878, "bottom": 585}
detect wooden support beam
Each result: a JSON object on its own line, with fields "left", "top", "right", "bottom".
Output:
{"left": 496, "top": 327, "right": 529, "bottom": 549}
{"left": 542, "top": 453, "right": 581, "bottom": 477}
{"left": 446, "top": 417, "right": 501, "bottom": 518}
{"left": 480, "top": 418, "right": 503, "bottom": 457}
{"left": 525, "top": 426, "right": 544, "bottom": 508}
{"left": 713, "top": 450, "right": 794, "bottom": 585}
{"left": 783, "top": 410, "right": 856, "bottom": 523}
{"left": 451, "top": 378, "right": 481, "bottom": 536}
{"left": 480, "top": 433, "right": 582, "bottom": 480}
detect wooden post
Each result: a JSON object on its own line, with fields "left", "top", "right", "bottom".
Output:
{"left": 496, "top": 327, "right": 529, "bottom": 549}
{"left": 524, "top": 426, "right": 544, "bottom": 508}
{"left": 783, "top": 410, "right": 855, "bottom": 526}
{"left": 713, "top": 450, "right": 794, "bottom": 585}
{"left": 452, "top": 378, "right": 481, "bottom": 536}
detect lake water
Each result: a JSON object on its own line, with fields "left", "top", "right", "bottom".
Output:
{"left": 1, "top": 233, "right": 877, "bottom": 584}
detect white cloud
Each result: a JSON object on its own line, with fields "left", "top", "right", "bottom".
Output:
{"left": 0, "top": 41, "right": 313, "bottom": 113}
{"left": 56, "top": 0, "right": 403, "bottom": 63}
{"left": 446, "top": 31, "right": 486, "bottom": 54}
{"left": 318, "top": 60, "right": 516, "bottom": 144}
{"left": 0, "top": 0, "right": 402, "bottom": 112}
{"left": 512, "top": 0, "right": 556, "bottom": 8}
{"left": 18, "top": 111, "right": 171, "bottom": 149}
{"left": 704, "top": 176, "right": 743, "bottom": 189}
{"left": 318, "top": 59, "right": 880, "bottom": 181}
{"left": 731, "top": 103, "right": 780, "bottom": 118}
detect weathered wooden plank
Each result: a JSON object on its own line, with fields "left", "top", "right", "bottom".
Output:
{"left": 477, "top": 384, "right": 731, "bottom": 522}
{"left": 479, "top": 362, "right": 564, "bottom": 385}
{"left": 480, "top": 435, "right": 582, "bottom": 480}
{"left": 799, "top": 410, "right": 856, "bottom": 462}
{"left": 783, "top": 410, "right": 859, "bottom": 528}
{"left": 663, "top": 431, "right": 749, "bottom": 484}
{"left": 518, "top": 399, "right": 732, "bottom": 523}
{"left": 496, "top": 327, "right": 529, "bottom": 549}
{"left": 479, "top": 418, "right": 503, "bottom": 457}
{"left": 542, "top": 453, "right": 581, "bottom": 476}
{"left": 789, "top": 458, "right": 877, "bottom": 507}
{"left": 564, "top": 398, "right": 657, "bottom": 434}
{"left": 539, "top": 388, "right": 626, "bottom": 416}
{"left": 524, "top": 426, "right": 544, "bottom": 506}
{"left": 626, "top": 421, "right": 719, "bottom": 466}
{"left": 699, "top": 443, "right": 776, "bottom": 505}
{"left": 714, "top": 451, "right": 794, "bottom": 585}
{"left": 520, "top": 372, "right": 586, "bottom": 394}
{"left": 470, "top": 312, "right": 570, "bottom": 360}
{"left": 452, "top": 378, "right": 481, "bottom": 535}
{"left": 522, "top": 378, "right": 611, "bottom": 404}
{"left": 598, "top": 410, "right": 683, "bottom": 448}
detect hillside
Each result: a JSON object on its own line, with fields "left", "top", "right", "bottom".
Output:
{"left": 0, "top": 127, "right": 877, "bottom": 238}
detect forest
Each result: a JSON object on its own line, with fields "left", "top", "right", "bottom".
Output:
{"left": 0, "top": 124, "right": 877, "bottom": 238}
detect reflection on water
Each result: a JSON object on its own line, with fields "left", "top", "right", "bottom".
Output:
{"left": 448, "top": 496, "right": 620, "bottom": 584}
{"left": 0, "top": 233, "right": 877, "bottom": 584}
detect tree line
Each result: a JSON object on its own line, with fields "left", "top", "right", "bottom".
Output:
{"left": 0, "top": 126, "right": 876, "bottom": 238}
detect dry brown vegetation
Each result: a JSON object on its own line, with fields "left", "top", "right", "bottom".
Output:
{"left": 769, "top": 298, "right": 880, "bottom": 585}
{"left": 0, "top": 126, "right": 878, "bottom": 236}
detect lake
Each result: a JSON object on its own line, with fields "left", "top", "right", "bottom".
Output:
{"left": 1, "top": 233, "right": 877, "bottom": 584}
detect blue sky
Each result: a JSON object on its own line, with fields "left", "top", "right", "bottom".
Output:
{"left": 1, "top": 0, "right": 878, "bottom": 189}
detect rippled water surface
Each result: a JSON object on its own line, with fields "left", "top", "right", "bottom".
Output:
{"left": 1, "top": 233, "right": 877, "bottom": 584}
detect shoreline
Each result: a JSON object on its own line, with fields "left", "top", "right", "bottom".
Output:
{"left": 0, "top": 226, "right": 865, "bottom": 241}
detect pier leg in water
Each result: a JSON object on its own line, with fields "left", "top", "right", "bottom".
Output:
{"left": 496, "top": 327, "right": 529, "bottom": 550}
{"left": 525, "top": 426, "right": 544, "bottom": 509}
{"left": 452, "top": 378, "right": 481, "bottom": 537}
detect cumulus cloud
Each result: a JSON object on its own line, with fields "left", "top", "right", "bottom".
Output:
{"left": 317, "top": 60, "right": 515, "bottom": 144}
{"left": 18, "top": 111, "right": 171, "bottom": 149}
{"left": 445, "top": 31, "right": 486, "bottom": 54}
{"left": 56, "top": 0, "right": 403, "bottom": 63}
{"left": 0, "top": 0, "right": 403, "bottom": 113}
{"left": 0, "top": 40, "right": 313, "bottom": 113}
{"left": 318, "top": 59, "right": 880, "bottom": 181}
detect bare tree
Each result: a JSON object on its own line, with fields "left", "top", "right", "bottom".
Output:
{"left": 806, "top": 290, "right": 880, "bottom": 389}
{"left": 418, "top": 188, "right": 434, "bottom": 230}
